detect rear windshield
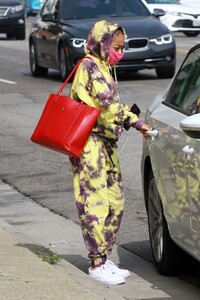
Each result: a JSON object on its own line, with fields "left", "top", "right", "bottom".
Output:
{"left": 63, "top": 0, "right": 150, "bottom": 20}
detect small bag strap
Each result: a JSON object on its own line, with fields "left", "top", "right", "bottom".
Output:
{"left": 57, "top": 56, "right": 91, "bottom": 96}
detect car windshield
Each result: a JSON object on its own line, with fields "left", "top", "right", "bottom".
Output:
{"left": 145, "top": 0, "right": 179, "bottom": 4}
{"left": 63, "top": 0, "right": 150, "bottom": 20}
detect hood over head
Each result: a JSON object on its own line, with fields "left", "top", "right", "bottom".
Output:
{"left": 85, "top": 20, "right": 126, "bottom": 62}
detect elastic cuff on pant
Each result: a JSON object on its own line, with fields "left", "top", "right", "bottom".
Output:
{"left": 90, "top": 255, "right": 107, "bottom": 268}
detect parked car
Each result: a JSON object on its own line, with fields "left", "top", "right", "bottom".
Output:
{"left": 29, "top": 0, "right": 176, "bottom": 81}
{"left": 141, "top": 43, "right": 200, "bottom": 275}
{"left": 144, "top": 0, "right": 200, "bottom": 37}
{"left": 25, "top": 0, "right": 45, "bottom": 17}
{"left": 0, "top": 0, "right": 26, "bottom": 40}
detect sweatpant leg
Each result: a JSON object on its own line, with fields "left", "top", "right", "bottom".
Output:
{"left": 69, "top": 135, "right": 125, "bottom": 267}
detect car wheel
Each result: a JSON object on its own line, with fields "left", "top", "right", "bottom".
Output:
{"left": 156, "top": 64, "right": 175, "bottom": 79}
{"left": 29, "top": 41, "right": 48, "bottom": 77}
{"left": 147, "top": 172, "right": 183, "bottom": 275}
{"left": 183, "top": 31, "right": 200, "bottom": 37}
{"left": 59, "top": 45, "right": 70, "bottom": 82}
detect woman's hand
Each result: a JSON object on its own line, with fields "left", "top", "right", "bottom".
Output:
{"left": 139, "top": 124, "right": 151, "bottom": 139}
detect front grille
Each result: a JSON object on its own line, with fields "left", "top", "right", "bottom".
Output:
{"left": 0, "top": 7, "right": 9, "bottom": 17}
{"left": 127, "top": 39, "right": 148, "bottom": 50}
{"left": 174, "top": 19, "right": 200, "bottom": 29}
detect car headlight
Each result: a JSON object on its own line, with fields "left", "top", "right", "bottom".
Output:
{"left": 165, "top": 10, "right": 182, "bottom": 16}
{"left": 150, "top": 34, "right": 173, "bottom": 45}
{"left": 69, "top": 38, "right": 86, "bottom": 48}
{"left": 10, "top": 5, "right": 24, "bottom": 13}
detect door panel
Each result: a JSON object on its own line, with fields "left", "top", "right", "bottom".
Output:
{"left": 34, "top": 0, "right": 61, "bottom": 68}
{"left": 148, "top": 104, "right": 193, "bottom": 243}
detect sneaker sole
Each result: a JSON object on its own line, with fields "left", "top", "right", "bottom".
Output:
{"left": 89, "top": 274, "right": 125, "bottom": 285}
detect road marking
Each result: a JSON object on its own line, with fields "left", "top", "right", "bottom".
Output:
{"left": 177, "top": 48, "right": 189, "bottom": 54}
{"left": 0, "top": 78, "right": 16, "bottom": 84}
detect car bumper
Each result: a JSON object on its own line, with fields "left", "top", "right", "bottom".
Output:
{"left": 0, "top": 14, "right": 25, "bottom": 34}
{"left": 117, "top": 44, "right": 176, "bottom": 71}
{"left": 66, "top": 38, "right": 176, "bottom": 72}
{"left": 161, "top": 15, "right": 200, "bottom": 32}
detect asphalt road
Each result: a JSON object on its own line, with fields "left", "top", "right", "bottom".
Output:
{"left": 0, "top": 17, "right": 200, "bottom": 290}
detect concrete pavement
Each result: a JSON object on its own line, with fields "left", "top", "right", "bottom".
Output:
{"left": 1, "top": 179, "right": 200, "bottom": 300}
{"left": 0, "top": 224, "right": 101, "bottom": 300}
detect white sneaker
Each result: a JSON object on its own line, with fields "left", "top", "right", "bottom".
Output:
{"left": 104, "top": 260, "right": 130, "bottom": 278}
{"left": 89, "top": 264, "right": 125, "bottom": 285}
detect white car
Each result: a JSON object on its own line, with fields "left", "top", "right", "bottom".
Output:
{"left": 144, "top": 0, "right": 200, "bottom": 37}
{"left": 141, "top": 43, "right": 200, "bottom": 275}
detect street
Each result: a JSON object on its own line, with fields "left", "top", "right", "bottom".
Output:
{"left": 0, "top": 16, "right": 200, "bottom": 293}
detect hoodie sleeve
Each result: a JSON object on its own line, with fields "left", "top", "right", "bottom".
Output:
{"left": 70, "top": 59, "right": 143, "bottom": 138}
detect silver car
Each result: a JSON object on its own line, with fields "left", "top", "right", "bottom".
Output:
{"left": 141, "top": 43, "right": 200, "bottom": 275}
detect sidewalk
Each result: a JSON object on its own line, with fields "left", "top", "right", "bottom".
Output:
{"left": 1, "top": 179, "right": 200, "bottom": 300}
{"left": 0, "top": 224, "right": 101, "bottom": 300}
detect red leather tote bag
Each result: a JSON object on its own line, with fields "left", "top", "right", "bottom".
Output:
{"left": 31, "top": 57, "right": 101, "bottom": 157}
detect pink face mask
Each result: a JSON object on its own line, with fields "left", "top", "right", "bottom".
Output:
{"left": 108, "top": 49, "right": 124, "bottom": 65}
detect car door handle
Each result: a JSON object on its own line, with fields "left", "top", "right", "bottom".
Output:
{"left": 146, "top": 129, "right": 159, "bottom": 141}
{"left": 182, "top": 145, "right": 194, "bottom": 160}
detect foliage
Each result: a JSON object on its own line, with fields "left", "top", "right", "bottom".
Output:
{"left": 33, "top": 248, "right": 61, "bottom": 265}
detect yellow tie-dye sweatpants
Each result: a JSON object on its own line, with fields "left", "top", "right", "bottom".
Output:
{"left": 69, "top": 134, "right": 125, "bottom": 267}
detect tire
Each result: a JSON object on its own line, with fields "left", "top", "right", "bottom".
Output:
{"left": 156, "top": 64, "right": 175, "bottom": 79}
{"left": 183, "top": 31, "right": 200, "bottom": 37}
{"left": 29, "top": 41, "right": 48, "bottom": 77}
{"left": 59, "top": 45, "right": 70, "bottom": 82}
{"left": 147, "top": 172, "right": 183, "bottom": 275}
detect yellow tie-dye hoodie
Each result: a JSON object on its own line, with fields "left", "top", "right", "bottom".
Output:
{"left": 70, "top": 20, "right": 144, "bottom": 141}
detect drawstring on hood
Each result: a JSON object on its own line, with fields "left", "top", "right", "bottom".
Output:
{"left": 112, "top": 65, "right": 118, "bottom": 84}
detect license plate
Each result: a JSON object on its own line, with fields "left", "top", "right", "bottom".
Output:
{"left": 193, "top": 19, "right": 200, "bottom": 27}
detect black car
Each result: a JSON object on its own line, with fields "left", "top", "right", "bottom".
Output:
{"left": 0, "top": 0, "right": 26, "bottom": 40}
{"left": 29, "top": 0, "right": 176, "bottom": 81}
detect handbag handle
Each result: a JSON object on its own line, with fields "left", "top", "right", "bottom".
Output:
{"left": 57, "top": 56, "right": 91, "bottom": 96}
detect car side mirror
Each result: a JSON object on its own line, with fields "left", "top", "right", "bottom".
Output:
{"left": 42, "top": 13, "right": 55, "bottom": 21}
{"left": 180, "top": 113, "right": 200, "bottom": 139}
{"left": 153, "top": 8, "right": 165, "bottom": 18}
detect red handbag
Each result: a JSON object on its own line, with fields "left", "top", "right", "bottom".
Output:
{"left": 31, "top": 57, "right": 101, "bottom": 157}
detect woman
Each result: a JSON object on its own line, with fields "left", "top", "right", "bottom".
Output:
{"left": 69, "top": 20, "right": 150, "bottom": 285}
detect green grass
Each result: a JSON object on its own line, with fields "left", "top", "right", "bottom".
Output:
{"left": 33, "top": 248, "right": 61, "bottom": 265}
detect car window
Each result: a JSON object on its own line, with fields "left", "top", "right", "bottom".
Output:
{"left": 166, "top": 47, "right": 200, "bottom": 115}
{"left": 51, "top": 0, "right": 60, "bottom": 18}
{"left": 42, "top": 0, "right": 56, "bottom": 15}
{"left": 63, "top": 0, "right": 150, "bottom": 20}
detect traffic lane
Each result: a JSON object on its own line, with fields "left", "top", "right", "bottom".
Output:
{"left": 0, "top": 31, "right": 192, "bottom": 123}
{"left": 0, "top": 31, "right": 196, "bottom": 92}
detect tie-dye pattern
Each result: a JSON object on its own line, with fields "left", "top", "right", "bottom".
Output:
{"left": 69, "top": 20, "right": 141, "bottom": 267}
{"left": 70, "top": 135, "right": 124, "bottom": 267}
